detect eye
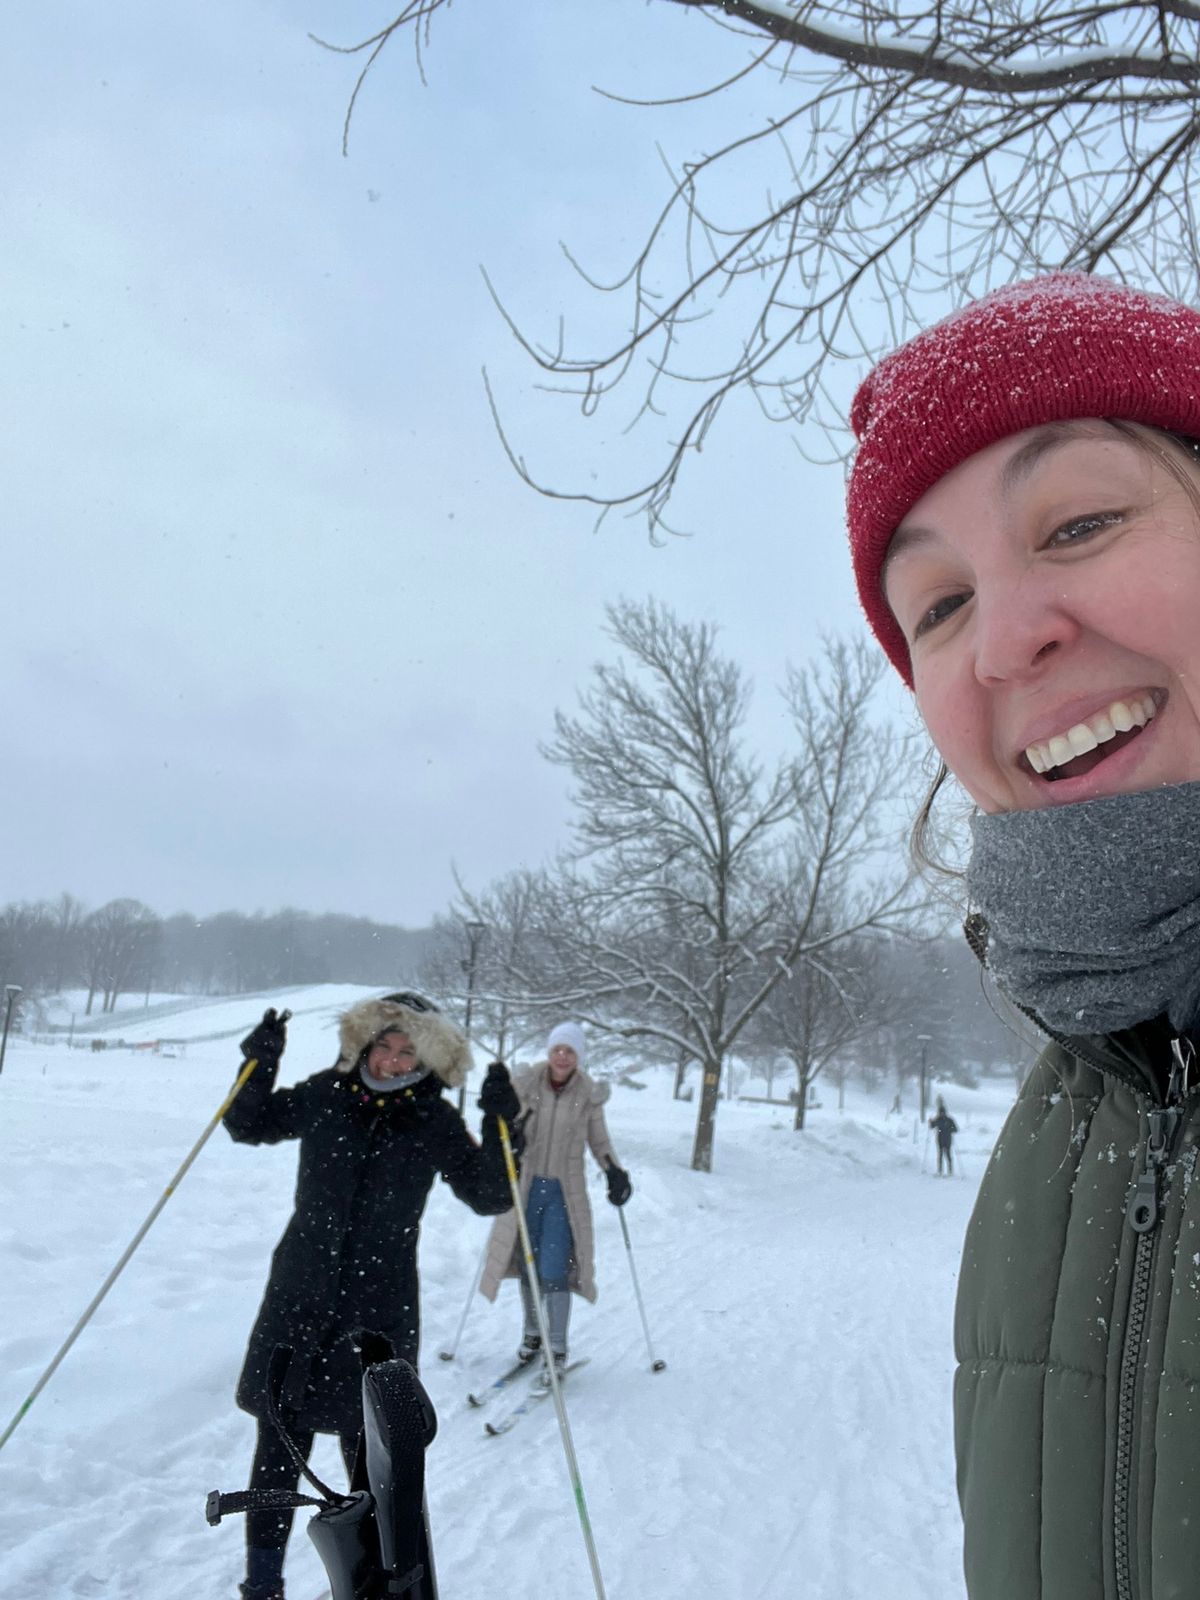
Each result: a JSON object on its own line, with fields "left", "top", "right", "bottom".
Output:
{"left": 912, "top": 590, "right": 969, "bottom": 640}
{"left": 1045, "top": 510, "right": 1124, "bottom": 547}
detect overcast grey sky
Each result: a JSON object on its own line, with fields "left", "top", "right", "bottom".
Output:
{"left": 4, "top": 2, "right": 911, "bottom": 926}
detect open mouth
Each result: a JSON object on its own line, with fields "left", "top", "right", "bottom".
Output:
{"left": 1023, "top": 692, "right": 1162, "bottom": 783}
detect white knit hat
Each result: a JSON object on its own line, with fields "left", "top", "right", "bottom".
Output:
{"left": 547, "top": 1021, "right": 586, "bottom": 1066}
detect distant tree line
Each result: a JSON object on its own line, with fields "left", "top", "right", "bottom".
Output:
{"left": 0, "top": 894, "right": 434, "bottom": 1015}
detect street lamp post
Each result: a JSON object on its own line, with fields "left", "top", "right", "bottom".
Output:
{"left": 457, "top": 920, "right": 486, "bottom": 1113}
{"left": 0, "top": 986, "right": 23, "bottom": 1076}
{"left": 916, "top": 1033, "right": 933, "bottom": 1123}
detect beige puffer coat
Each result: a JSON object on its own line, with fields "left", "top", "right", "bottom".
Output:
{"left": 479, "top": 1063, "right": 618, "bottom": 1302}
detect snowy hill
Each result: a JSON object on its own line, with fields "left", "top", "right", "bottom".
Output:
{"left": 0, "top": 990, "right": 1008, "bottom": 1599}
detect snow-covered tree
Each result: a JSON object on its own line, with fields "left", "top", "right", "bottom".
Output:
{"left": 468, "top": 601, "right": 916, "bottom": 1171}
{"left": 417, "top": 876, "right": 553, "bottom": 1066}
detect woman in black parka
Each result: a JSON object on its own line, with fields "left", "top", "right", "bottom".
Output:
{"left": 224, "top": 991, "right": 518, "bottom": 1600}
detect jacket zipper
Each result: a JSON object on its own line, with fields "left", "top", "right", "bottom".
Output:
{"left": 1112, "top": 1037, "right": 1191, "bottom": 1600}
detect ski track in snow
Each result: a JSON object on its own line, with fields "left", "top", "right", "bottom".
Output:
{"left": 0, "top": 986, "right": 1007, "bottom": 1599}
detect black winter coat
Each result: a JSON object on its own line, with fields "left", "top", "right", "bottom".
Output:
{"left": 930, "top": 1111, "right": 958, "bottom": 1147}
{"left": 224, "top": 1059, "right": 512, "bottom": 1434}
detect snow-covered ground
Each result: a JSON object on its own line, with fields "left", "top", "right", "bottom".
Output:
{"left": 0, "top": 987, "right": 1014, "bottom": 1600}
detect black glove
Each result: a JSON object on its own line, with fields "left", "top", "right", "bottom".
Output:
{"left": 605, "top": 1159, "right": 632, "bottom": 1207}
{"left": 239, "top": 1007, "right": 290, "bottom": 1066}
{"left": 477, "top": 1061, "right": 520, "bottom": 1123}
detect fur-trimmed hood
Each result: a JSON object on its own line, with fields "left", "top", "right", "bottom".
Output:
{"left": 335, "top": 994, "right": 471, "bottom": 1088}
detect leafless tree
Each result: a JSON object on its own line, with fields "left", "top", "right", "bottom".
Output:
{"left": 80, "top": 900, "right": 161, "bottom": 1015}
{"left": 317, "top": 0, "right": 1200, "bottom": 531}
{"left": 416, "top": 876, "right": 554, "bottom": 1063}
{"left": 746, "top": 933, "right": 881, "bottom": 1129}
{"left": 864, "top": 933, "right": 1039, "bottom": 1099}
{"left": 0, "top": 902, "right": 57, "bottom": 997}
{"left": 471, "top": 600, "right": 916, "bottom": 1171}
{"left": 48, "top": 892, "right": 86, "bottom": 992}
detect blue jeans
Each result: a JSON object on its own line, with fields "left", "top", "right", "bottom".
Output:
{"left": 525, "top": 1177, "right": 574, "bottom": 1292}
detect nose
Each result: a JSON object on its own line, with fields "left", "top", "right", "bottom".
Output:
{"left": 972, "top": 574, "right": 1079, "bottom": 685}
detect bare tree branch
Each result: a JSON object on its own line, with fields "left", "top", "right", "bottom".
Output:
{"left": 322, "top": 0, "right": 1200, "bottom": 530}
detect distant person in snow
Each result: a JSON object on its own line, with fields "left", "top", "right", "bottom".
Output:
{"left": 479, "top": 1021, "right": 631, "bottom": 1389}
{"left": 223, "top": 993, "right": 518, "bottom": 1600}
{"left": 846, "top": 273, "right": 1200, "bottom": 1597}
{"left": 928, "top": 1098, "right": 958, "bottom": 1176}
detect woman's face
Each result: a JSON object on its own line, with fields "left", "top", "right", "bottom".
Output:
{"left": 883, "top": 420, "right": 1200, "bottom": 813}
{"left": 368, "top": 1031, "right": 418, "bottom": 1078}
{"left": 548, "top": 1044, "right": 578, "bottom": 1082}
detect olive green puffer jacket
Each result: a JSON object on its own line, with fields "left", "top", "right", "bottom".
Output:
{"left": 956, "top": 1015, "right": 1200, "bottom": 1600}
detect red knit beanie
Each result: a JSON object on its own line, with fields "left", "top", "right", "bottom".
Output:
{"left": 846, "top": 273, "right": 1200, "bottom": 685}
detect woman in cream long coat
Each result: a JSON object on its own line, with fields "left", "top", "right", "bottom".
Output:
{"left": 479, "top": 1022, "right": 631, "bottom": 1379}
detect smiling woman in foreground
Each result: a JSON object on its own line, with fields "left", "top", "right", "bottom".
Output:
{"left": 847, "top": 274, "right": 1200, "bottom": 1600}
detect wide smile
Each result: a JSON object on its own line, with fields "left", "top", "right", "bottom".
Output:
{"left": 1022, "top": 691, "right": 1163, "bottom": 783}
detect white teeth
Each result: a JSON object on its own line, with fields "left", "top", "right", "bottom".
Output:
{"left": 1024, "top": 693, "right": 1159, "bottom": 776}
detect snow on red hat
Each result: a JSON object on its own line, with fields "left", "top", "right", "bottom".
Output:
{"left": 846, "top": 273, "right": 1200, "bottom": 685}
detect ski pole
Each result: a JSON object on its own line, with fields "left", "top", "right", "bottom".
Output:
{"left": 617, "top": 1209, "right": 667, "bottom": 1373}
{"left": 497, "top": 1116, "right": 608, "bottom": 1600}
{"left": 438, "top": 1235, "right": 489, "bottom": 1362}
{"left": 0, "top": 1051, "right": 266, "bottom": 1455}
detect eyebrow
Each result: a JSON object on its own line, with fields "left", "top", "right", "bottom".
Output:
{"left": 883, "top": 522, "right": 937, "bottom": 575}
{"left": 883, "top": 421, "right": 1110, "bottom": 583}
{"left": 996, "top": 422, "right": 1096, "bottom": 495}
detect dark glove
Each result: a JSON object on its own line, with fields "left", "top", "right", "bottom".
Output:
{"left": 239, "top": 1007, "right": 290, "bottom": 1066}
{"left": 605, "top": 1159, "right": 632, "bottom": 1207}
{"left": 477, "top": 1061, "right": 521, "bottom": 1124}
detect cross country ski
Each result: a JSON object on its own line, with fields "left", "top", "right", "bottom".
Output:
{"left": 485, "top": 1359, "right": 589, "bottom": 1437}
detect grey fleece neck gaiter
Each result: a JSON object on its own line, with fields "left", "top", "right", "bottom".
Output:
{"left": 359, "top": 1060, "right": 430, "bottom": 1094}
{"left": 966, "top": 782, "right": 1200, "bottom": 1036}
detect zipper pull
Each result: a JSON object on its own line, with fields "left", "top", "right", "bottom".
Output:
{"left": 1127, "top": 1100, "right": 1183, "bottom": 1233}
{"left": 1127, "top": 1165, "right": 1160, "bottom": 1233}
{"left": 1170, "top": 1035, "right": 1195, "bottom": 1103}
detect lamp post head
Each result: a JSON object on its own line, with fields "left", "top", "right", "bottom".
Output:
{"left": 5, "top": 985, "right": 21, "bottom": 999}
